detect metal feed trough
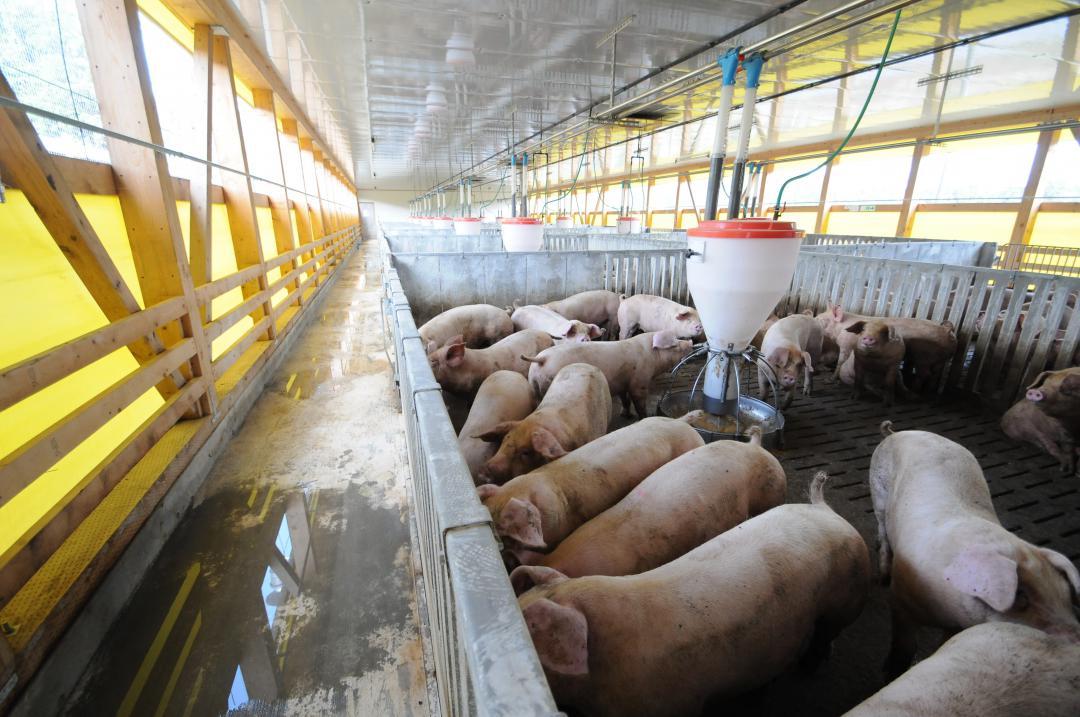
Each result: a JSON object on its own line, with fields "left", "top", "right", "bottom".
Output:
{"left": 380, "top": 226, "right": 1079, "bottom": 716}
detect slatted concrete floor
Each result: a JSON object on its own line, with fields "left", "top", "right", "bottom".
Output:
{"left": 648, "top": 358, "right": 1080, "bottom": 716}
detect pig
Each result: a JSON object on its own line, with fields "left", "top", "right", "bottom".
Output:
{"left": 476, "top": 363, "right": 612, "bottom": 484}
{"left": 521, "top": 331, "right": 692, "bottom": 418}
{"left": 419, "top": 304, "right": 514, "bottom": 353}
{"left": 843, "top": 622, "right": 1080, "bottom": 717}
{"left": 887, "top": 317, "right": 957, "bottom": 393}
{"left": 842, "top": 319, "right": 907, "bottom": 407}
{"left": 544, "top": 290, "right": 622, "bottom": 339}
{"left": 511, "top": 304, "right": 604, "bottom": 343}
{"left": 1001, "top": 392, "right": 1077, "bottom": 475}
{"left": 758, "top": 313, "right": 823, "bottom": 408}
{"left": 477, "top": 417, "right": 703, "bottom": 561}
{"left": 869, "top": 422, "right": 1080, "bottom": 677}
{"left": 427, "top": 330, "right": 554, "bottom": 396}
{"left": 751, "top": 313, "right": 779, "bottom": 351}
{"left": 458, "top": 371, "right": 536, "bottom": 483}
{"left": 514, "top": 426, "right": 785, "bottom": 579}
{"left": 616, "top": 294, "right": 703, "bottom": 340}
{"left": 816, "top": 304, "right": 868, "bottom": 369}
{"left": 1023, "top": 366, "right": 1080, "bottom": 434}
{"left": 512, "top": 472, "right": 869, "bottom": 717}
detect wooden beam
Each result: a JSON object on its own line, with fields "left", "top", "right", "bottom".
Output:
{"left": 298, "top": 137, "right": 326, "bottom": 239}
{"left": 1008, "top": 128, "right": 1057, "bottom": 254}
{"left": 814, "top": 162, "right": 833, "bottom": 234}
{"left": 312, "top": 148, "right": 332, "bottom": 232}
{"left": 210, "top": 32, "right": 275, "bottom": 340}
{"left": 252, "top": 88, "right": 303, "bottom": 304}
{"left": 0, "top": 69, "right": 182, "bottom": 395}
{"left": 189, "top": 24, "right": 215, "bottom": 307}
{"left": 77, "top": 0, "right": 217, "bottom": 416}
{"left": 896, "top": 142, "right": 926, "bottom": 237}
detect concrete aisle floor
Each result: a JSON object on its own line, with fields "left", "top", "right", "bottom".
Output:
{"left": 65, "top": 243, "right": 432, "bottom": 716}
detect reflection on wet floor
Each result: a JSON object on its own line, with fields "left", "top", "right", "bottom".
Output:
{"left": 65, "top": 244, "right": 431, "bottom": 716}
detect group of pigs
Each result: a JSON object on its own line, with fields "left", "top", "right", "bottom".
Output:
{"left": 417, "top": 291, "right": 1080, "bottom": 716}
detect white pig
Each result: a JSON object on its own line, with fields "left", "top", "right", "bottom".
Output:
{"left": 521, "top": 331, "right": 692, "bottom": 418}
{"left": 616, "top": 294, "right": 703, "bottom": 340}
{"left": 544, "top": 290, "right": 622, "bottom": 339}
{"left": 512, "top": 472, "right": 869, "bottom": 717}
{"left": 758, "top": 313, "right": 823, "bottom": 407}
{"left": 458, "top": 371, "right": 536, "bottom": 483}
{"left": 869, "top": 421, "right": 1080, "bottom": 676}
{"left": 511, "top": 304, "right": 604, "bottom": 342}
{"left": 843, "top": 622, "right": 1080, "bottom": 717}
{"left": 427, "top": 330, "right": 554, "bottom": 396}
{"left": 419, "top": 304, "right": 514, "bottom": 353}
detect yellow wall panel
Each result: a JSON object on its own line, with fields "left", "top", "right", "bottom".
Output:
{"left": 825, "top": 211, "right": 901, "bottom": 237}
{"left": 910, "top": 211, "right": 1016, "bottom": 244}
{"left": 1029, "top": 213, "right": 1080, "bottom": 248}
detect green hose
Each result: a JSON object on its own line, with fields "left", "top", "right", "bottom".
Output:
{"left": 773, "top": 9, "right": 903, "bottom": 220}
{"left": 541, "top": 131, "right": 593, "bottom": 213}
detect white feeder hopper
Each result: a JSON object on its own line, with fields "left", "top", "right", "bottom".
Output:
{"left": 431, "top": 216, "right": 455, "bottom": 231}
{"left": 501, "top": 217, "right": 544, "bottom": 251}
{"left": 616, "top": 216, "right": 641, "bottom": 234}
{"left": 454, "top": 217, "right": 482, "bottom": 236}
{"left": 556, "top": 215, "right": 573, "bottom": 228}
{"left": 686, "top": 218, "right": 803, "bottom": 412}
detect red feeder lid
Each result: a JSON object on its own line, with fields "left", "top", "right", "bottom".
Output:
{"left": 433, "top": 216, "right": 454, "bottom": 220}
{"left": 556, "top": 215, "right": 571, "bottom": 219}
{"left": 502, "top": 217, "right": 542, "bottom": 225}
{"left": 688, "top": 218, "right": 804, "bottom": 239}
{"left": 455, "top": 216, "right": 481, "bottom": 222}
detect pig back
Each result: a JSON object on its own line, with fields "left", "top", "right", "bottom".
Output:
{"left": 419, "top": 304, "right": 513, "bottom": 349}
{"left": 458, "top": 371, "right": 535, "bottom": 480}
{"left": 536, "top": 363, "right": 612, "bottom": 438}
{"left": 543, "top": 440, "right": 785, "bottom": 577}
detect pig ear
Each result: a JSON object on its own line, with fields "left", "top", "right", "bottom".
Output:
{"left": 801, "top": 351, "right": 814, "bottom": 373}
{"left": 476, "top": 483, "right": 500, "bottom": 501}
{"left": 521, "top": 598, "right": 589, "bottom": 676}
{"left": 426, "top": 340, "right": 438, "bottom": 354}
{"left": 652, "top": 331, "right": 678, "bottom": 350}
{"left": 1061, "top": 374, "right": 1080, "bottom": 395}
{"left": 846, "top": 321, "right": 867, "bottom": 335}
{"left": 558, "top": 321, "right": 575, "bottom": 338}
{"left": 474, "top": 421, "right": 519, "bottom": 443}
{"left": 588, "top": 324, "right": 605, "bottom": 339}
{"left": 1028, "top": 371, "right": 1051, "bottom": 390}
{"left": 675, "top": 308, "right": 692, "bottom": 320}
{"left": 1039, "top": 547, "right": 1080, "bottom": 604}
{"left": 447, "top": 334, "right": 465, "bottom": 346}
{"left": 445, "top": 342, "right": 466, "bottom": 366}
{"left": 500, "top": 497, "right": 545, "bottom": 548}
{"left": 510, "top": 565, "right": 569, "bottom": 595}
{"left": 943, "top": 546, "right": 1018, "bottom": 612}
{"left": 531, "top": 427, "right": 567, "bottom": 460}
{"left": 831, "top": 305, "right": 844, "bottom": 321}
{"left": 888, "top": 325, "right": 901, "bottom": 342}
{"left": 767, "top": 347, "right": 789, "bottom": 366}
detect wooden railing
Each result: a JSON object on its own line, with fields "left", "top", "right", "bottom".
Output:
{"left": 0, "top": 224, "right": 360, "bottom": 704}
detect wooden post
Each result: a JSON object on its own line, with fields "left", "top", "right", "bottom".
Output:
{"left": 814, "top": 162, "right": 833, "bottom": 234}
{"left": 673, "top": 174, "right": 684, "bottom": 229}
{"left": 1007, "top": 128, "right": 1057, "bottom": 263}
{"left": 279, "top": 119, "right": 316, "bottom": 274}
{"left": 189, "top": 24, "right": 214, "bottom": 315}
{"left": 0, "top": 70, "right": 181, "bottom": 396}
{"left": 299, "top": 137, "right": 325, "bottom": 239}
{"left": 209, "top": 32, "right": 275, "bottom": 340}
{"left": 252, "top": 88, "right": 303, "bottom": 304}
{"left": 77, "top": 0, "right": 216, "bottom": 415}
{"left": 896, "top": 142, "right": 926, "bottom": 237}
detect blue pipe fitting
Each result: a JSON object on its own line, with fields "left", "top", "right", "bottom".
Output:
{"left": 719, "top": 48, "right": 740, "bottom": 86}
{"left": 741, "top": 52, "right": 765, "bottom": 90}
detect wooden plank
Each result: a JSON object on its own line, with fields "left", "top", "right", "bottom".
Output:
{"left": 814, "top": 162, "right": 833, "bottom": 234}
{"left": 188, "top": 24, "right": 215, "bottom": 308}
{"left": 299, "top": 137, "right": 326, "bottom": 239}
{"left": 896, "top": 142, "right": 925, "bottom": 237}
{"left": 0, "top": 340, "right": 196, "bottom": 507}
{"left": 0, "top": 297, "right": 187, "bottom": 413}
{"left": 0, "top": 70, "right": 181, "bottom": 394}
{"left": 1006, "top": 128, "right": 1057, "bottom": 262}
{"left": 77, "top": 0, "right": 217, "bottom": 416}
{"left": 209, "top": 32, "right": 276, "bottom": 340}
{"left": 251, "top": 88, "right": 302, "bottom": 302}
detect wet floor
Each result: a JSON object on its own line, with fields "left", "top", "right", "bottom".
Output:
{"left": 64, "top": 243, "right": 432, "bottom": 716}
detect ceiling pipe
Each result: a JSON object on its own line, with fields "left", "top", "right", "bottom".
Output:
{"left": 727, "top": 53, "right": 764, "bottom": 219}
{"left": 704, "top": 48, "right": 741, "bottom": 222}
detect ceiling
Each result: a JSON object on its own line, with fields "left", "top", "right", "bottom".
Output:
{"left": 230, "top": 0, "right": 1080, "bottom": 192}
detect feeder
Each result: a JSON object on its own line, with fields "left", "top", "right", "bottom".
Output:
{"left": 501, "top": 217, "right": 544, "bottom": 251}
{"left": 454, "top": 217, "right": 482, "bottom": 236}
{"left": 659, "top": 218, "right": 803, "bottom": 444}
{"left": 431, "top": 216, "right": 455, "bottom": 231}
{"left": 556, "top": 215, "right": 573, "bottom": 228}
{"left": 616, "top": 216, "right": 641, "bottom": 234}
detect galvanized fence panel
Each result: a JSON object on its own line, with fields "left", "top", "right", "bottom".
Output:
{"left": 997, "top": 243, "right": 1080, "bottom": 277}
{"left": 384, "top": 269, "right": 559, "bottom": 717}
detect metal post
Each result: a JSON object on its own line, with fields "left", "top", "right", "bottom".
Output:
{"left": 466, "top": 178, "right": 473, "bottom": 217}
{"left": 728, "top": 52, "right": 764, "bottom": 219}
{"left": 704, "top": 49, "right": 741, "bottom": 222}
{"left": 510, "top": 154, "right": 518, "bottom": 217}
{"left": 520, "top": 152, "right": 529, "bottom": 216}
{"left": 458, "top": 180, "right": 465, "bottom": 217}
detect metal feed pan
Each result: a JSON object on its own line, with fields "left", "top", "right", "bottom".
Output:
{"left": 384, "top": 269, "right": 559, "bottom": 717}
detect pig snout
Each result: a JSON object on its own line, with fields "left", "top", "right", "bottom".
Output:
{"left": 780, "top": 372, "right": 797, "bottom": 387}
{"left": 860, "top": 335, "right": 878, "bottom": 348}
{"left": 1027, "top": 388, "right": 1044, "bottom": 402}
